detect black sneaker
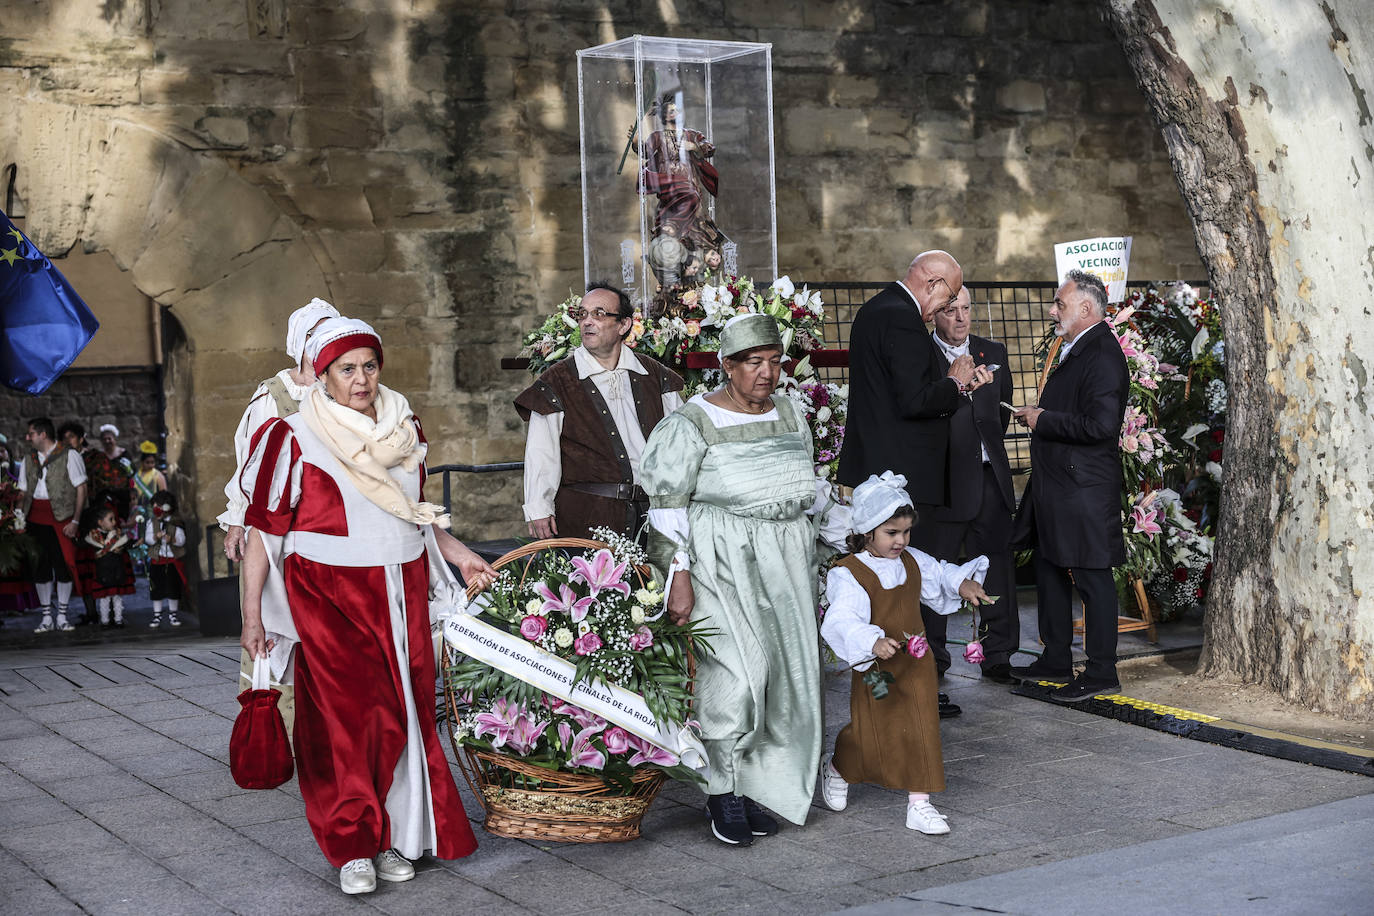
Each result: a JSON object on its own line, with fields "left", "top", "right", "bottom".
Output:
{"left": 705, "top": 794, "right": 754, "bottom": 846}
{"left": 740, "top": 797, "right": 779, "bottom": 836}
{"left": 1049, "top": 675, "right": 1120, "bottom": 704}
{"left": 1009, "top": 663, "right": 1073, "bottom": 682}
{"left": 981, "top": 663, "right": 1016, "bottom": 684}
{"left": 937, "top": 693, "right": 962, "bottom": 718}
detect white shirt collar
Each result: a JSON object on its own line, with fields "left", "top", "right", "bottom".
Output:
{"left": 275, "top": 368, "right": 314, "bottom": 400}
{"left": 1057, "top": 319, "right": 1104, "bottom": 363}
{"left": 573, "top": 345, "right": 646, "bottom": 379}
{"left": 932, "top": 333, "right": 970, "bottom": 364}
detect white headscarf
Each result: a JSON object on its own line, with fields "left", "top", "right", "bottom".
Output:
{"left": 286, "top": 298, "right": 341, "bottom": 365}
{"left": 98, "top": 423, "right": 119, "bottom": 437}
{"left": 850, "top": 471, "right": 914, "bottom": 535}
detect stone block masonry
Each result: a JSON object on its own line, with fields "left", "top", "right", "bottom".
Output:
{"left": 1, "top": 0, "right": 1203, "bottom": 549}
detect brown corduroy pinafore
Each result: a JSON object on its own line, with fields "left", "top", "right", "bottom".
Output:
{"left": 832, "top": 551, "right": 945, "bottom": 793}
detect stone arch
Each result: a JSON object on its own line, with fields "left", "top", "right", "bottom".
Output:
{"left": 9, "top": 109, "right": 330, "bottom": 533}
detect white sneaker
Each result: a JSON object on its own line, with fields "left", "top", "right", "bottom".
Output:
{"left": 820, "top": 755, "right": 849, "bottom": 811}
{"left": 33, "top": 613, "right": 54, "bottom": 633}
{"left": 168, "top": 613, "right": 181, "bottom": 627}
{"left": 55, "top": 614, "right": 75, "bottom": 632}
{"left": 906, "top": 798, "right": 951, "bottom": 835}
{"left": 374, "top": 849, "right": 415, "bottom": 883}
{"left": 148, "top": 616, "right": 160, "bottom": 629}
{"left": 339, "top": 858, "right": 376, "bottom": 895}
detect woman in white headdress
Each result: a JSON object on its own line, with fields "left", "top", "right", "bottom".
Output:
{"left": 239, "top": 317, "right": 495, "bottom": 894}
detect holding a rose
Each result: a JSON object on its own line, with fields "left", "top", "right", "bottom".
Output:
{"left": 818, "top": 472, "right": 991, "bottom": 835}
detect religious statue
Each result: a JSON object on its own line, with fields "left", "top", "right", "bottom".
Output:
{"left": 637, "top": 94, "right": 726, "bottom": 257}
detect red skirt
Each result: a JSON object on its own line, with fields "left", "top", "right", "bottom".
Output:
{"left": 75, "top": 548, "right": 136, "bottom": 599}
{"left": 284, "top": 552, "right": 477, "bottom": 867}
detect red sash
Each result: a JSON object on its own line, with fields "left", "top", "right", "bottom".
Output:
{"left": 28, "top": 500, "right": 83, "bottom": 595}
{"left": 151, "top": 556, "right": 188, "bottom": 588}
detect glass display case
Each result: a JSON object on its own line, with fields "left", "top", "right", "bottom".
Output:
{"left": 577, "top": 35, "right": 777, "bottom": 315}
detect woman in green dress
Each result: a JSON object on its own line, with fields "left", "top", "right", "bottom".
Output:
{"left": 640, "top": 313, "right": 828, "bottom": 848}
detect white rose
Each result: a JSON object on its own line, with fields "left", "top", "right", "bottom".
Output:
{"left": 554, "top": 628, "right": 573, "bottom": 648}
{"left": 526, "top": 598, "right": 543, "bottom": 616}
{"left": 816, "top": 406, "right": 832, "bottom": 423}
{"left": 630, "top": 606, "right": 646, "bottom": 624}
{"left": 836, "top": 384, "right": 849, "bottom": 399}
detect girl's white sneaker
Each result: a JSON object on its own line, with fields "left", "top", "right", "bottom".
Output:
{"left": 820, "top": 755, "right": 849, "bottom": 811}
{"left": 906, "top": 798, "right": 950, "bottom": 835}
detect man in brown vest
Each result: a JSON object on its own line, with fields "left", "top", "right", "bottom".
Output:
{"left": 18, "top": 417, "right": 88, "bottom": 633}
{"left": 516, "top": 283, "right": 684, "bottom": 540}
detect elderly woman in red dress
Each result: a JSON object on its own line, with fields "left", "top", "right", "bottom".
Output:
{"left": 238, "top": 317, "right": 495, "bottom": 895}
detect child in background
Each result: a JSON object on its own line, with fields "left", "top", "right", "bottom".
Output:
{"left": 144, "top": 490, "right": 186, "bottom": 628}
{"left": 819, "top": 471, "right": 992, "bottom": 835}
{"left": 81, "top": 503, "right": 135, "bottom": 627}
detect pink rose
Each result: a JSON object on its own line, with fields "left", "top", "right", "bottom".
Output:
{"left": 519, "top": 615, "right": 548, "bottom": 641}
{"left": 573, "top": 632, "right": 603, "bottom": 656}
{"left": 628, "top": 626, "right": 654, "bottom": 651}
{"left": 906, "top": 634, "right": 929, "bottom": 659}
{"left": 602, "top": 726, "right": 630, "bottom": 755}
{"left": 963, "top": 641, "right": 985, "bottom": 664}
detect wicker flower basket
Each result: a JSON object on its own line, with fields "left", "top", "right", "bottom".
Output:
{"left": 441, "top": 537, "right": 670, "bottom": 843}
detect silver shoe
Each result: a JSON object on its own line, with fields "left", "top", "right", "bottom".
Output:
{"left": 374, "top": 848, "right": 415, "bottom": 883}
{"left": 339, "top": 858, "right": 376, "bottom": 895}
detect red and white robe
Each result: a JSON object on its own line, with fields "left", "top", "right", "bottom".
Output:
{"left": 241, "top": 413, "right": 477, "bottom": 867}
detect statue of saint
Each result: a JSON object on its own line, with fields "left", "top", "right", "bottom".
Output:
{"left": 638, "top": 95, "right": 725, "bottom": 254}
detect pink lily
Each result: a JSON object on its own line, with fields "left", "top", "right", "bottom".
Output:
{"left": 627, "top": 735, "right": 679, "bottom": 767}
{"left": 552, "top": 700, "right": 607, "bottom": 733}
{"left": 505, "top": 711, "right": 550, "bottom": 756}
{"left": 1131, "top": 504, "right": 1162, "bottom": 537}
{"left": 472, "top": 698, "right": 523, "bottom": 748}
{"left": 569, "top": 548, "right": 631, "bottom": 599}
{"left": 558, "top": 722, "right": 607, "bottom": 770}
{"left": 535, "top": 581, "right": 595, "bottom": 622}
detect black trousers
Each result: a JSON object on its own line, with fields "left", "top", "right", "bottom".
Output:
{"left": 914, "top": 464, "right": 1019, "bottom": 672}
{"left": 28, "top": 521, "right": 73, "bottom": 584}
{"left": 1036, "top": 556, "right": 1118, "bottom": 681}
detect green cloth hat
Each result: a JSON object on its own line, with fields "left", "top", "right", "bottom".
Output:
{"left": 718, "top": 313, "right": 783, "bottom": 360}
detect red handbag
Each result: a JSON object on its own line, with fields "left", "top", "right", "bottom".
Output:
{"left": 230, "top": 657, "right": 294, "bottom": 790}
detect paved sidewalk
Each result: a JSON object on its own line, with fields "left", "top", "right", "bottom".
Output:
{"left": 0, "top": 636, "right": 1369, "bottom": 915}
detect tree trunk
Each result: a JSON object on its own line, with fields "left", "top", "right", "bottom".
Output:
{"left": 1101, "top": 0, "right": 1374, "bottom": 716}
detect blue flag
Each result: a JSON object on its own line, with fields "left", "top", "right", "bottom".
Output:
{"left": 0, "top": 209, "right": 100, "bottom": 395}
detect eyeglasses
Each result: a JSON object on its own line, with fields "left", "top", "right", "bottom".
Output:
{"left": 569, "top": 307, "right": 627, "bottom": 321}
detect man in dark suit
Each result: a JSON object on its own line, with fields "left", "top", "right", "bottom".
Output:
{"left": 839, "top": 250, "right": 995, "bottom": 718}
{"left": 912, "top": 286, "right": 1020, "bottom": 684}
{"left": 1010, "top": 270, "right": 1130, "bottom": 702}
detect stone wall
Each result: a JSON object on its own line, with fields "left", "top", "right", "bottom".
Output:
{"left": 0, "top": 371, "right": 161, "bottom": 458}
{"left": 0, "top": 0, "right": 1204, "bottom": 550}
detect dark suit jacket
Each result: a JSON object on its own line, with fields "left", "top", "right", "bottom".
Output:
{"left": 1012, "top": 320, "right": 1129, "bottom": 568}
{"left": 837, "top": 282, "right": 963, "bottom": 506}
{"left": 927, "top": 335, "right": 1015, "bottom": 522}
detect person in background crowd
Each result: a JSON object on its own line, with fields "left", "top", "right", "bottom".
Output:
{"left": 95, "top": 423, "right": 134, "bottom": 518}
{"left": 98, "top": 424, "right": 129, "bottom": 465}
{"left": 18, "top": 417, "right": 87, "bottom": 633}
{"left": 145, "top": 489, "right": 186, "bottom": 628}
{"left": 0, "top": 434, "right": 17, "bottom": 481}
{"left": 0, "top": 433, "right": 40, "bottom": 619}
{"left": 81, "top": 502, "right": 134, "bottom": 627}
{"left": 516, "top": 283, "right": 684, "bottom": 541}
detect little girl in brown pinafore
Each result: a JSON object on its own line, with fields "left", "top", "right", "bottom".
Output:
{"left": 818, "top": 471, "right": 990, "bottom": 834}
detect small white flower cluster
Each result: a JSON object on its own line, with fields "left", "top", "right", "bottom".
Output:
{"left": 1206, "top": 378, "right": 1227, "bottom": 414}
{"left": 588, "top": 526, "right": 648, "bottom": 569}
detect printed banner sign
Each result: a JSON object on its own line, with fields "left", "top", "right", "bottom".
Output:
{"left": 443, "top": 612, "right": 707, "bottom": 771}
{"left": 1054, "top": 236, "right": 1132, "bottom": 303}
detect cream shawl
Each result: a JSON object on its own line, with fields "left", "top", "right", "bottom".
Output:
{"left": 299, "top": 383, "right": 451, "bottom": 528}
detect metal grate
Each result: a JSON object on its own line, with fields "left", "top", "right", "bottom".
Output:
{"left": 799, "top": 281, "right": 1208, "bottom": 474}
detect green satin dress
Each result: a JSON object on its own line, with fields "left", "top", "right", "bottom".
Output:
{"left": 640, "top": 395, "right": 822, "bottom": 825}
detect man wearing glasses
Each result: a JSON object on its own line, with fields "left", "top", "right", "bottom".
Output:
{"left": 516, "top": 283, "right": 684, "bottom": 540}
{"left": 837, "top": 251, "right": 994, "bottom": 717}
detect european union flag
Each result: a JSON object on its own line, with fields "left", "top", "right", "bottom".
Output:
{"left": 0, "top": 208, "right": 100, "bottom": 395}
